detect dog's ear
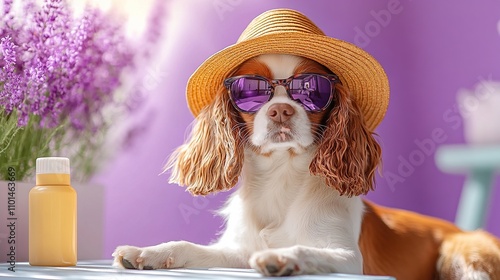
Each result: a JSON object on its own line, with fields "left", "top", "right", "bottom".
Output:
{"left": 309, "top": 84, "right": 381, "bottom": 197}
{"left": 165, "top": 88, "right": 243, "bottom": 195}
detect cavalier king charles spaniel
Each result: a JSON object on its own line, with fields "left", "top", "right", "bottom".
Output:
{"left": 113, "top": 54, "right": 500, "bottom": 279}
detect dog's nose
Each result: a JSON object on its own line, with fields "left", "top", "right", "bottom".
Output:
{"left": 267, "top": 103, "right": 295, "bottom": 123}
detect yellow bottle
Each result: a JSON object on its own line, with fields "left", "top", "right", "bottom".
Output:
{"left": 29, "top": 157, "right": 77, "bottom": 266}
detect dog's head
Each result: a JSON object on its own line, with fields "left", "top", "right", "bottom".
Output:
{"left": 166, "top": 54, "right": 381, "bottom": 197}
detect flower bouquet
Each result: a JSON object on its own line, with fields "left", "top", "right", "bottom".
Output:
{"left": 0, "top": 0, "right": 163, "bottom": 181}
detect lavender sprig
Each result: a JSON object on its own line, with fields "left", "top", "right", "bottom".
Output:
{"left": 0, "top": 0, "right": 136, "bottom": 131}
{"left": 0, "top": 0, "right": 166, "bottom": 181}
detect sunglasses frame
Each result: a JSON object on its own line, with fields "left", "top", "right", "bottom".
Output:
{"left": 223, "top": 73, "right": 340, "bottom": 113}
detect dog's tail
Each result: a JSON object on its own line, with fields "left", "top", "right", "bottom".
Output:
{"left": 437, "top": 230, "right": 500, "bottom": 279}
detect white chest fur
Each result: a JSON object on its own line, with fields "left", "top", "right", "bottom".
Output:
{"left": 217, "top": 148, "right": 364, "bottom": 253}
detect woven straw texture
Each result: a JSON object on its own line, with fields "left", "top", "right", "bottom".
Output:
{"left": 186, "top": 9, "right": 390, "bottom": 131}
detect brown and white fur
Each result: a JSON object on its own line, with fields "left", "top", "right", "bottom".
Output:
{"left": 113, "top": 54, "right": 500, "bottom": 279}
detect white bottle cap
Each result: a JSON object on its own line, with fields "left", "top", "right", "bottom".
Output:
{"left": 36, "top": 157, "right": 70, "bottom": 174}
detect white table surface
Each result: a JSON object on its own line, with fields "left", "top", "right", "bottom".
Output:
{"left": 0, "top": 260, "right": 395, "bottom": 279}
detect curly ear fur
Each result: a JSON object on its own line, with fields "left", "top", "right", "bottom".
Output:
{"left": 309, "top": 84, "right": 382, "bottom": 197}
{"left": 165, "top": 88, "right": 243, "bottom": 195}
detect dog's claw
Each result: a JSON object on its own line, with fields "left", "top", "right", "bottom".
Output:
{"left": 282, "top": 268, "right": 294, "bottom": 276}
{"left": 266, "top": 264, "right": 279, "bottom": 274}
{"left": 121, "top": 258, "right": 136, "bottom": 269}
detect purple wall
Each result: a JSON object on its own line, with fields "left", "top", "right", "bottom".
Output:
{"left": 92, "top": 0, "right": 500, "bottom": 258}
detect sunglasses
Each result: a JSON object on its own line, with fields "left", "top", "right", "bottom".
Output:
{"left": 224, "top": 73, "right": 340, "bottom": 113}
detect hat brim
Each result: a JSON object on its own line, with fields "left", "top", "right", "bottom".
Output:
{"left": 186, "top": 32, "right": 389, "bottom": 131}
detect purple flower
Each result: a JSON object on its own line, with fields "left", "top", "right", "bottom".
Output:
{"left": 0, "top": 36, "right": 23, "bottom": 115}
{"left": 2, "top": 0, "right": 13, "bottom": 16}
{"left": 0, "top": 0, "right": 166, "bottom": 181}
{"left": 0, "top": 0, "right": 163, "bottom": 132}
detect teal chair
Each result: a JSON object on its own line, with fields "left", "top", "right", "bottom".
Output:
{"left": 435, "top": 145, "right": 500, "bottom": 230}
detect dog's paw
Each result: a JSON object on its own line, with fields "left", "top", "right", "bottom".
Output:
{"left": 249, "top": 248, "right": 303, "bottom": 276}
{"left": 112, "top": 242, "right": 189, "bottom": 270}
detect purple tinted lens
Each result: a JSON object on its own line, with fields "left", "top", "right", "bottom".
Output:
{"left": 230, "top": 77, "right": 271, "bottom": 112}
{"left": 289, "top": 75, "right": 332, "bottom": 111}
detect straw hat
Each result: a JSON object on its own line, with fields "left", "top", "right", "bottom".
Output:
{"left": 186, "top": 8, "right": 389, "bottom": 131}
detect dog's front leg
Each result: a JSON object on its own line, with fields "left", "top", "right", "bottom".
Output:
{"left": 112, "top": 241, "right": 248, "bottom": 270}
{"left": 249, "top": 245, "right": 363, "bottom": 276}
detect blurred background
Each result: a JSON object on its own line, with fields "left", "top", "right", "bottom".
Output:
{"left": 1, "top": 0, "right": 500, "bottom": 261}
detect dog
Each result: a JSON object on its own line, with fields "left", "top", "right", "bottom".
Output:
{"left": 112, "top": 53, "right": 500, "bottom": 279}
